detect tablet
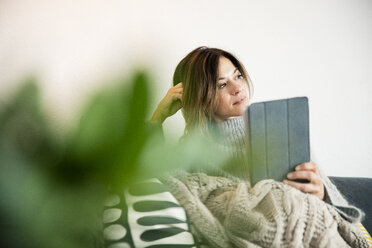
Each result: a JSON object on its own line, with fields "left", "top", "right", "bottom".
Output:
{"left": 243, "top": 97, "right": 310, "bottom": 185}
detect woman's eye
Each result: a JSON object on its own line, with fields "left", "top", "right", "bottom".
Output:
{"left": 236, "top": 74, "right": 243, "bottom": 80}
{"left": 218, "top": 83, "right": 227, "bottom": 89}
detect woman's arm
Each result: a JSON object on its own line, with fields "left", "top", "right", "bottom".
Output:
{"left": 150, "top": 82, "right": 183, "bottom": 124}
{"left": 282, "top": 162, "right": 363, "bottom": 223}
{"left": 320, "top": 171, "right": 364, "bottom": 223}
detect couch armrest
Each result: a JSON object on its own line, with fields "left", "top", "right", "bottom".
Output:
{"left": 328, "top": 176, "right": 372, "bottom": 232}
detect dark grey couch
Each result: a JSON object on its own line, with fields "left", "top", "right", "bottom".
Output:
{"left": 329, "top": 177, "right": 372, "bottom": 232}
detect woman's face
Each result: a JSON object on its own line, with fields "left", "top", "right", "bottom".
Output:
{"left": 213, "top": 56, "right": 249, "bottom": 122}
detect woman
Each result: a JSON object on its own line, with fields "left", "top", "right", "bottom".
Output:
{"left": 151, "top": 46, "right": 362, "bottom": 221}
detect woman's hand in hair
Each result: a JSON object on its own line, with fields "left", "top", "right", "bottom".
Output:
{"left": 283, "top": 162, "right": 325, "bottom": 200}
{"left": 150, "top": 82, "right": 183, "bottom": 124}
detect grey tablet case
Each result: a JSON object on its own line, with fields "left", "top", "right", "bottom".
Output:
{"left": 243, "top": 97, "right": 310, "bottom": 185}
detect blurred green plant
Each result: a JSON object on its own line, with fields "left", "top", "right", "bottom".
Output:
{"left": 0, "top": 72, "right": 227, "bottom": 248}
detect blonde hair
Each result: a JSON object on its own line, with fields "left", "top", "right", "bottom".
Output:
{"left": 173, "top": 46, "right": 253, "bottom": 136}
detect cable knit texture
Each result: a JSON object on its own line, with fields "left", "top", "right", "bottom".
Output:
{"left": 160, "top": 171, "right": 369, "bottom": 248}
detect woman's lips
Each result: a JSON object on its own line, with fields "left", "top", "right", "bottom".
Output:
{"left": 233, "top": 97, "right": 246, "bottom": 105}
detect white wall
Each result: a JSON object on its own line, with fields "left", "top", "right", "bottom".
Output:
{"left": 1, "top": 0, "right": 371, "bottom": 177}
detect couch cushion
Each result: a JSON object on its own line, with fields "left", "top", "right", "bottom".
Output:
{"left": 103, "top": 178, "right": 197, "bottom": 248}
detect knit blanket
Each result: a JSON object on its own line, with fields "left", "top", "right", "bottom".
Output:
{"left": 160, "top": 171, "right": 368, "bottom": 248}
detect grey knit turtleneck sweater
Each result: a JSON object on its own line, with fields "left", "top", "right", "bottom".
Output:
{"left": 209, "top": 116, "right": 251, "bottom": 182}
{"left": 208, "top": 116, "right": 363, "bottom": 223}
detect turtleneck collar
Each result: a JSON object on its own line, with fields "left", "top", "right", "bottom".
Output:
{"left": 210, "top": 116, "right": 247, "bottom": 146}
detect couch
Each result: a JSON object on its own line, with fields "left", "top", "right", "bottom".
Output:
{"left": 329, "top": 176, "right": 372, "bottom": 233}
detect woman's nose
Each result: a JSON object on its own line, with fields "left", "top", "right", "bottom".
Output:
{"left": 230, "top": 80, "right": 242, "bottom": 95}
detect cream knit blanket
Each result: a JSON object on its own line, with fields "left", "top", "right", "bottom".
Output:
{"left": 160, "top": 171, "right": 368, "bottom": 248}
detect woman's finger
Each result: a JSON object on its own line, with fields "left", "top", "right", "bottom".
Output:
{"left": 174, "top": 92, "right": 183, "bottom": 100}
{"left": 295, "top": 162, "right": 318, "bottom": 174}
{"left": 283, "top": 180, "right": 317, "bottom": 193}
{"left": 172, "top": 88, "right": 183, "bottom": 93}
{"left": 287, "top": 171, "right": 318, "bottom": 182}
